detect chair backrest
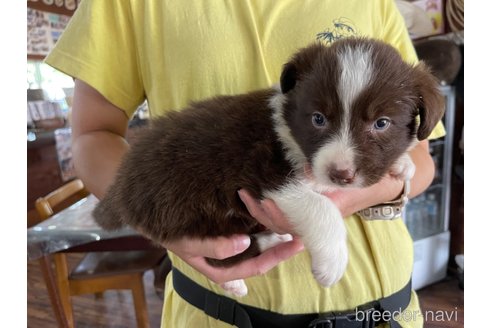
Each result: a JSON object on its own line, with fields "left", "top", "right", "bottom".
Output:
{"left": 35, "top": 179, "right": 89, "bottom": 220}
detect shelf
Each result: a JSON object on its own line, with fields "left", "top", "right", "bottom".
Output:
{"left": 405, "top": 186, "right": 444, "bottom": 241}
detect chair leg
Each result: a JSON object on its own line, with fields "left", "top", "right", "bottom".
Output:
{"left": 53, "top": 253, "right": 75, "bottom": 328}
{"left": 38, "top": 255, "right": 70, "bottom": 328}
{"left": 130, "top": 274, "right": 150, "bottom": 328}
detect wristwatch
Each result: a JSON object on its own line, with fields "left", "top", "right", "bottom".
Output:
{"left": 357, "top": 180, "right": 410, "bottom": 220}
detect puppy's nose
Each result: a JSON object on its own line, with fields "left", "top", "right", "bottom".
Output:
{"left": 329, "top": 168, "right": 356, "bottom": 185}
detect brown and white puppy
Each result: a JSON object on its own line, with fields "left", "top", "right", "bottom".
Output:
{"left": 93, "top": 37, "right": 445, "bottom": 297}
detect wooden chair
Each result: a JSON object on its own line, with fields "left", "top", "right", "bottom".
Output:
{"left": 35, "top": 179, "right": 167, "bottom": 328}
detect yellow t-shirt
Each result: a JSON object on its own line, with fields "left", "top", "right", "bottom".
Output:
{"left": 46, "top": 1, "right": 446, "bottom": 327}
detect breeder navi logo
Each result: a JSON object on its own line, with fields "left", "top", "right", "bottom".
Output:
{"left": 354, "top": 307, "right": 459, "bottom": 323}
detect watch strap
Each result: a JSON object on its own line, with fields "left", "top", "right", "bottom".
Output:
{"left": 357, "top": 180, "right": 410, "bottom": 220}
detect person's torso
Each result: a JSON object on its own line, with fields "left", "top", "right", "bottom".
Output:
{"left": 128, "top": 0, "right": 416, "bottom": 314}
{"left": 129, "top": 0, "right": 406, "bottom": 116}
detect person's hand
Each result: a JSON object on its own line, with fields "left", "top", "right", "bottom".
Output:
{"left": 322, "top": 174, "right": 405, "bottom": 217}
{"left": 158, "top": 172, "right": 405, "bottom": 285}
{"left": 162, "top": 233, "right": 304, "bottom": 284}
{"left": 238, "top": 189, "right": 297, "bottom": 235}
{"left": 238, "top": 175, "right": 405, "bottom": 230}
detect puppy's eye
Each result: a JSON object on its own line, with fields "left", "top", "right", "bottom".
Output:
{"left": 312, "top": 112, "right": 327, "bottom": 128}
{"left": 373, "top": 117, "right": 391, "bottom": 131}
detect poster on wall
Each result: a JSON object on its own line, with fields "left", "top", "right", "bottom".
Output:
{"left": 27, "top": 8, "right": 71, "bottom": 56}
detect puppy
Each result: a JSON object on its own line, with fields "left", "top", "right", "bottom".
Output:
{"left": 93, "top": 37, "right": 445, "bottom": 297}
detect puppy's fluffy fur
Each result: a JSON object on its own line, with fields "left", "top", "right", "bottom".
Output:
{"left": 93, "top": 38, "right": 445, "bottom": 296}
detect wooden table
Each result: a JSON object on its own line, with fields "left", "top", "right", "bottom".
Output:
{"left": 27, "top": 195, "right": 160, "bottom": 327}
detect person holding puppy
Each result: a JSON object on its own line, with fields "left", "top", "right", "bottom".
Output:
{"left": 46, "top": 1, "right": 445, "bottom": 327}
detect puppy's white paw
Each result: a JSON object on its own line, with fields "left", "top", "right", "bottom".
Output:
{"left": 389, "top": 153, "right": 415, "bottom": 181}
{"left": 220, "top": 279, "right": 248, "bottom": 297}
{"left": 311, "top": 241, "right": 348, "bottom": 287}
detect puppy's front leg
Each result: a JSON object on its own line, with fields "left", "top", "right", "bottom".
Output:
{"left": 264, "top": 182, "right": 348, "bottom": 287}
{"left": 220, "top": 280, "right": 248, "bottom": 297}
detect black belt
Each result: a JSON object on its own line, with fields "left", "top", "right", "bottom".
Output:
{"left": 172, "top": 267, "right": 412, "bottom": 328}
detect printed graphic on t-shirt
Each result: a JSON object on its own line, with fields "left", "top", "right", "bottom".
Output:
{"left": 316, "top": 17, "right": 358, "bottom": 44}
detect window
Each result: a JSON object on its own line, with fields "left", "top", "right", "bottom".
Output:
{"left": 27, "top": 60, "right": 74, "bottom": 101}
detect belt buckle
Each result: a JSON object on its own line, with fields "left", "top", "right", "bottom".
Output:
{"left": 307, "top": 307, "right": 377, "bottom": 328}
{"left": 358, "top": 307, "right": 377, "bottom": 328}
{"left": 307, "top": 315, "right": 334, "bottom": 328}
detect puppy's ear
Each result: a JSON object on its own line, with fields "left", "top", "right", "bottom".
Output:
{"left": 280, "top": 43, "right": 326, "bottom": 94}
{"left": 414, "top": 62, "right": 446, "bottom": 140}
{"left": 280, "top": 62, "right": 297, "bottom": 94}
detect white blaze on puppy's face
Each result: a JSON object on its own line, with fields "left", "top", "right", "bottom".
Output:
{"left": 311, "top": 44, "right": 375, "bottom": 188}
{"left": 311, "top": 135, "right": 358, "bottom": 187}
{"left": 337, "top": 43, "right": 374, "bottom": 115}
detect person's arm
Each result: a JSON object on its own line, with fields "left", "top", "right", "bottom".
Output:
{"left": 72, "top": 79, "right": 303, "bottom": 284}
{"left": 239, "top": 140, "right": 435, "bottom": 233}
{"left": 71, "top": 79, "right": 130, "bottom": 199}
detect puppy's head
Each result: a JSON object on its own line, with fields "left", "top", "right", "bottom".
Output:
{"left": 275, "top": 38, "right": 445, "bottom": 188}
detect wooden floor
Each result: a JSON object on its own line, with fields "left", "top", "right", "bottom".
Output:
{"left": 27, "top": 255, "right": 464, "bottom": 327}
{"left": 27, "top": 254, "right": 165, "bottom": 328}
{"left": 417, "top": 275, "right": 464, "bottom": 328}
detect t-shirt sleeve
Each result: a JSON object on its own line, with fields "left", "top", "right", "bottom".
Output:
{"left": 379, "top": 0, "right": 419, "bottom": 64}
{"left": 44, "top": 0, "right": 144, "bottom": 118}
{"left": 379, "top": 0, "right": 446, "bottom": 140}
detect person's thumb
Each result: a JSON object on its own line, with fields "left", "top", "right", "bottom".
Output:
{"left": 178, "top": 234, "right": 251, "bottom": 260}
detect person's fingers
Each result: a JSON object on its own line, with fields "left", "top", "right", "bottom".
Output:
{"left": 243, "top": 236, "right": 304, "bottom": 276}
{"left": 238, "top": 189, "right": 288, "bottom": 234}
{"left": 260, "top": 198, "right": 293, "bottom": 233}
{"left": 237, "top": 189, "right": 270, "bottom": 224}
{"left": 185, "top": 237, "right": 305, "bottom": 284}
{"left": 165, "top": 234, "right": 251, "bottom": 260}
{"left": 162, "top": 190, "right": 305, "bottom": 284}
